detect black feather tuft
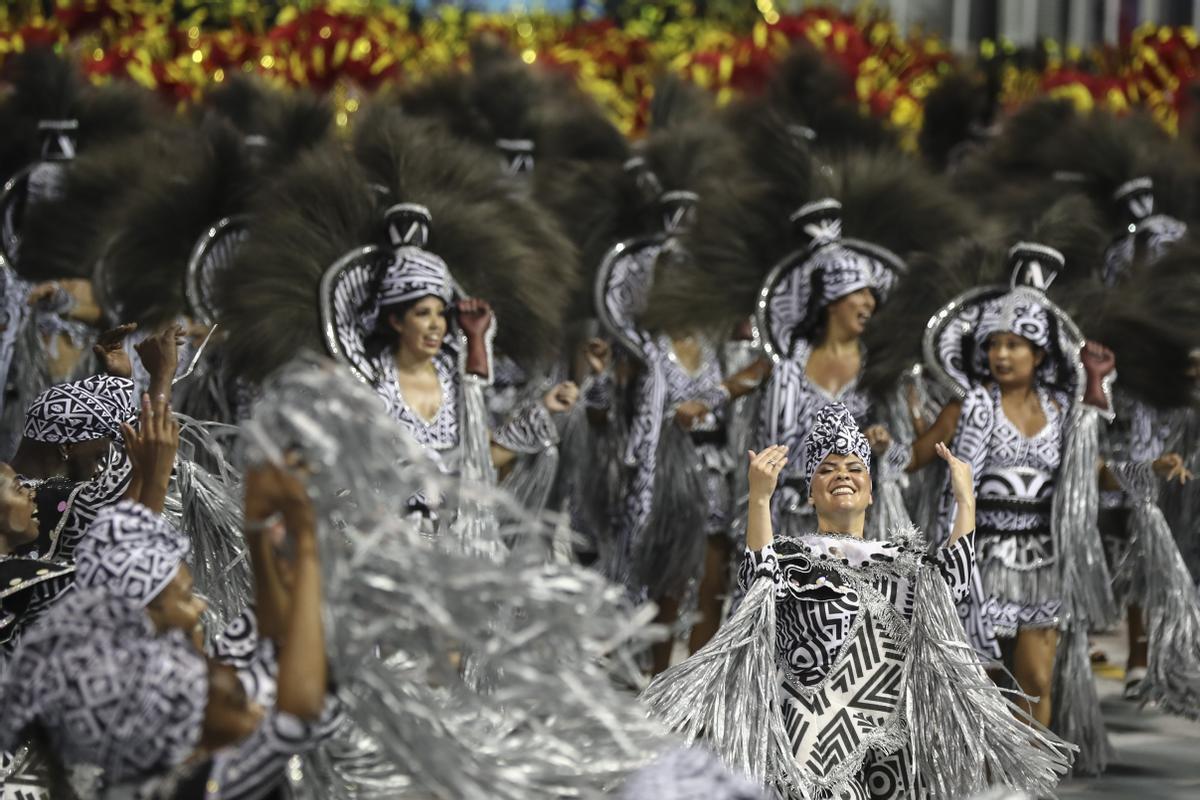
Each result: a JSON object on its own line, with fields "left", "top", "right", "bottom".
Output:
{"left": 764, "top": 43, "right": 898, "bottom": 154}
{"left": 918, "top": 71, "right": 996, "bottom": 172}
{"left": 16, "top": 126, "right": 184, "bottom": 283}
{"left": 0, "top": 48, "right": 163, "bottom": 183}
{"left": 219, "top": 145, "right": 374, "bottom": 383}
{"left": 99, "top": 118, "right": 256, "bottom": 327}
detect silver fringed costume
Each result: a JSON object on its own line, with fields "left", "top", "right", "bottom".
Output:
{"left": 597, "top": 186, "right": 735, "bottom": 600}
{"left": 642, "top": 403, "right": 1073, "bottom": 800}
{"left": 238, "top": 360, "right": 679, "bottom": 798}
{"left": 923, "top": 240, "right": 1119, "bottom": 775}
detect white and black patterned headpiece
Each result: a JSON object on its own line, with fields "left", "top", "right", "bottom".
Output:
{"left": 790, "top": 199, "right": 903, "bottom": 309}
{"left": 972, "top": 242, "right": 1061, "bottom": 370}
{"left": 75, "top": 501, "right": 190, "bottom": 608}
{"left": 758, "top": 199, "right": 905, "bottom": 361}
{"left": 0, "top": 589, "right": 206, "bottom": 783}
{"left": 376, "top": 203, "right": 454, "bottom": 309}
{"left": 38, "top": 119, "right": 80, "bottom": 161}
{"left": 1103, "top": 177, "right": 1187, "bottom": 285}
{"left": 801, "top": 402, "right": 872, "bottom": 490}
{"left": 22, "top": 375, "right": 136, "bottom": 443}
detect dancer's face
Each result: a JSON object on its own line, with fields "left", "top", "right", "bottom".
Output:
{"left": 986, "top": 332, "right": 1044, "bottom": 389}
{"left": 390, "top": 296, "right": 448, "bottom": 360}
{"left": 145, "top": 563, "right": 207, "bottom": 640}
{"left": 808, "top": 453, "right": 873, "bottom": 516}
{"left": 63, "top": 437, "right": 113, "bottom": 482}
{"left": 0, "top": 464, "right": 37, "bottom": 549}
{"left": 826, "top": 288, "right": 876, "bottom": 338}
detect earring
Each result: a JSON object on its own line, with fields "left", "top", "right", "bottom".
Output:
{"left": 59, "top": 446, "right": 70, "bottom": 462}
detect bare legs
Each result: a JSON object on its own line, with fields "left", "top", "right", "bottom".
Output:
{"left": 1012, "top": 627, "right": 1059, "bottom": 727}
{"left": 688, "top": 534, "right": 734, "bottom": 654}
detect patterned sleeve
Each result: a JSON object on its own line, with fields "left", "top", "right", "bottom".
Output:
{"left": 492, "top": 399, "right": 559, "bottom": 454}
{"left": 933, "top": 534, "right": 975, "bottom": 602}
{"left": 44, "top": 444, "right": 133, "bottom": 561}
{"left": 211, "top": 606, "right": 281, "bottom": 709}
{"left": 206, "top": 710, "right": 327, "bottom": 800}
{"left": 736, "top": 544, "right": 780, "bottom": 596}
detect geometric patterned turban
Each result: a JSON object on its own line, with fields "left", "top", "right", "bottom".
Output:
{"left": 22, "top": 375, "right": 136, "bottom": 443}
{"left": 801, "top": 402, "right": 873, "bottom": 491}
{"left": 75, "top": 501, "right": 191, "bottom": 608}
{"left": 0, "top": 588, "right": 206, "bottom": 784}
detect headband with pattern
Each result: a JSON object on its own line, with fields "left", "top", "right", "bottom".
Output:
{"left": 22, "top": 375, "right": 136, "bottom": 444}
{"left": 759, "top": 199, "right": 904, "bottom": 361}
{"left": 801, "top": 402, "right": 872, "bottom": 491}
{"left": 376, "top": 204, "right": 453, "bottom": 309}
{"left": 972, "top": 242, "right": 1061, "bottom": 374}
{"left": 0, "top": 589, "right": 206, "bottom": 783}
{"left": 75, "top": 501, "right": 191, "bottom": 608}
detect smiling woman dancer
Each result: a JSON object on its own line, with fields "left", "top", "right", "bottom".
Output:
{"left": 642, "top": 402, "right": 1072, "bottom": 800}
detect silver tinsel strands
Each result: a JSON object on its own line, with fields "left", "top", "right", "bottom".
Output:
{"left": 1110, "top": 461, "right": 1200, "bottom": 720}
{"left": 241, "top": 359, "right": 674, "bottom": 798}
{"left": 1052, "top": 404, "right": 1117, "bottom": 629}
{"left": 172, "top": 414, "right": 250, "bottom": 630}
{"left": 640, "top": 576, "right": 807, "bottom": 795}
{"left": 1051, "top": 404, "right": 1115, "bottom": 775}
{"left": 904, "top": 565, "right": 1074, "bottom": 798}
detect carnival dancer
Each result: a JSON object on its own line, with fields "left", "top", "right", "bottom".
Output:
{"left": 8, "top": 325, "right": 180, "bottom": 561}
{"left": 0, "top": 457, "right": 332, "bottom": 800}
{"left": 1032, "top": 112, "right": 1200, "bottom": 714}
{"left": 222, "top": 125, "right": 578, "bottom": 545}
{"left": 895, "top": 202, "right": 1121, "bottom": 773}
{"left": 94, "top": 76, "right": 334, "bottom": 425}
{"left": 643, "top": 402, "right": 1071, "bottom": 799}
{"left": 646, "top": 116, "right": 975, "bottom": 544}
{"left": 0, "top": 48, "right": 174, "bottom": 396}
{"left": 589, "top": 101, "right": 769, "bottom": 669}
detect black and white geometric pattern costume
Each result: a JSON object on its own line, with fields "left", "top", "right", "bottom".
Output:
{"left": 22, "top": 374, "right": 135, "bottom": 444}
{"left": 755, "top": 201, "right": 903, "bottom": 539}
{"left": 74, "top": 500, "right": 189, "bottom": 609}
{"left": 17, "top": 440, "right": 133, "bottom": 563}
{"left": 598, "top": 237, "right": 734, "bottom": 599}
{"left": 970, "top": 385, "right": 1065, "bottom": 637}
{"left": 737, "top": 531, "right": 975, "bottom": 799}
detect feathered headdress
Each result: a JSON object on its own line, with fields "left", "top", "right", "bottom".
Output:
{"left": 918, "top": 71, "right": 1000, "bottom": 173}
{"left": 949, "top": 99, "right": 1079, "bottom": 226}
{"left": 0, "top": 49, "right": 169, "bottom": 282}
{"left": 1039, "top": 110, "right": 1198, "bottom": 284}
{"left": 760, "top": 43, "right": 898, "bottom": 155}
{"left": 221, "top": 113, "right": 579, "bottom": 383}
{"left": 398, "top": 38, "right": 625, "bottom": 175}
{"left": 0, "top": 47, "right": 162, "bottom": 183}
{"left": 10, "top": 126, "right": 184, "bottom": 283}
{"left": 97, "top": 82, "right": 333, "bottom": 327}
{"left": 1070, "top": 234, "right": 1200, "bottom": 409}
{"left": 199, "top": 74, "right": 333, "bottom": 171}
{"left": 892, "top": 195, "right": 1105, "bottom": 400}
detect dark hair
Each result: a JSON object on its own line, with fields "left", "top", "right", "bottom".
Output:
{"left": 363, "top": 296, "right": 450, "bottom": 360}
